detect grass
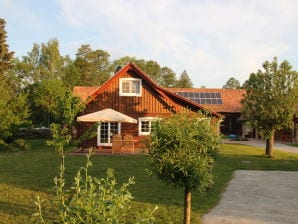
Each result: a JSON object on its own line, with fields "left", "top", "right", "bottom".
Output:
{"left": 0, "top": 140, "right": 298, "bottom": 223}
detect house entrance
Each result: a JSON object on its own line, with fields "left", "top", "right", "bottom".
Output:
{"left": 97, "top": 122, "right": 121, "bottom": 146}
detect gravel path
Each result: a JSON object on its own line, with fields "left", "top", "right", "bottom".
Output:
{"left": 223, "top": 139, "right": 298, "bottom": 154}
{"left": 202, "top": 170, "right": 298, "bottom": 224}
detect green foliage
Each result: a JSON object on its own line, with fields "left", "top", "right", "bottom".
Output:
{"left": 35, "top": 150, "right": 141, "bottom": 224}
{"left": 176, "top": 70, "right": 193, "bottom": 88}
{"left": 53, "top": 91, "right": 85, "bottom": 127}
{"left": 111, "top": 56, "right": 180, "bottom": 87}
{"left": 149, "top": 112, "right": 220, "bottom": 192}
{"left": 160, "top": 67, "right": 177, "bottom": 87}
{"left": 18, "top": 39, "right": 64, "bottom": 83}
{"left": 242, "top": 57, "right": 298, "bottom": 155}
{"left": 0, "top": 77, "right": 30, "bottom": 140}
{"left": 0, "top": 18, "right": 14, "bottom": 73}
{"left": 74, "top": 44, "right": 111, "bottom": 86}
{"left": 222, "top": 77, "right": 241, "bottom": 89}
{"left": 36, "top": 115, "right": 156, "bottom": 223}
{"left": 29, "top": 79, "right": 66, "bottom": 126}
{"left": 14, "top": 138, "right": 29, "bottom": 151}
{"left": 0, "top": 139, "right": 9, "bottom": 152}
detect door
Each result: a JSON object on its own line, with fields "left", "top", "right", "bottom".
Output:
{"left": 97, "top": 122, "right": 121, "bottom": 146}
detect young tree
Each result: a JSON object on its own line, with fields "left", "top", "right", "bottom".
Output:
{"left": 148, "top": 112, "right": 221, "bottom": 224}
{"left": 241, "top": 57, "right": 298, "bottom": 157}
{"left": 223, "top": 77, "right": 241, "bottom": 89}
{"left": 176, "top": 70, "right": 193, "bottom": 88}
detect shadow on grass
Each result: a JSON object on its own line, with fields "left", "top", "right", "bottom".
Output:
{"left": 0, "top": 201, "right": 34, "bottom": 217}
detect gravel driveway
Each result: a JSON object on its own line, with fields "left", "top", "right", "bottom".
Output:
{"left": 202, "top": 170, "right": 298, "bottom": 224}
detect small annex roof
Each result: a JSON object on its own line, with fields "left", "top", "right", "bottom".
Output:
{"left": 168, "top": 88, "right": 246, "bottom": 113}
{"left": 73, "top": 62, "right": 221, "bottom": 118}
{"left": 73, "top": 86, "right": 98, "bottom": 101}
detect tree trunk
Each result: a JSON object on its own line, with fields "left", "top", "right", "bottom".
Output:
{"left": 265, "top": 131, "right": 275, "bottom": 157}
{"left": 268, "top": 134, "right": 274, "bottom": 157}
{"left": 265, "top": 139, "right": 270, "bottom": 155}
{"left": 184, "top": 184, "right": 191, "bottom": 224}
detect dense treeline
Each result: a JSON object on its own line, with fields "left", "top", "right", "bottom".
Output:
{"left": 0, "top": 18, "right": 193, "bottom": 134}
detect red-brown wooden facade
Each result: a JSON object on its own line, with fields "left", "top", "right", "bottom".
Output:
{"left": 75, "top": 63, "right": 221, "bottom": 152}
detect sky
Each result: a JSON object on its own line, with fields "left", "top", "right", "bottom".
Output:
{"left": 1, "top": 0, "right": 298, "bottom": 87}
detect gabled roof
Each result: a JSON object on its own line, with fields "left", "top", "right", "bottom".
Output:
{"left": 168, "top": 88, "right": 246, "bottom": 113}
{"left": 73, "top": 62, "right": 221, "bottom": 118}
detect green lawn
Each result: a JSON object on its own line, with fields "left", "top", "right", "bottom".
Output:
{"left": 0, "top": 140, "right": 298, "bottom": 224}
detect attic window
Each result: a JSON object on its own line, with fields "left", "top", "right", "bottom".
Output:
{"left": 119, "top": 78, "right": 142, "bottom": 96}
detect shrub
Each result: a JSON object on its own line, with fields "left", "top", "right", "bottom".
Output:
{"left": 0, "top": 139, "right": 9, "bottom": 152}
{"left": 14, "top": 138, "right": 29, "bottom": 150}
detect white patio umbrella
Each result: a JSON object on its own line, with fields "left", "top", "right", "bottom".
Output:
{"left": 77, "top": 108, "right": 137, "bottom": 123}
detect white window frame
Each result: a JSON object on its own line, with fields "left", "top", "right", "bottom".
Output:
{"left": 97, "top": 122, "right": 121, "bottom": 146}
{"left": 138, "top": 117, "right": 159, "bottom": 136}
{"left": 119, "top": 78, "right": 142, "bottom": 96}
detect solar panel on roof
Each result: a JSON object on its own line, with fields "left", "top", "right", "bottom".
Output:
{"left": 194, "top": 99, "right": 200, "bottom": 104}
{"left": 174, "top": 91, "right": 223, "bottom": 105}
{"left": 194, "top": 92, "right": 200, "bottom": 98}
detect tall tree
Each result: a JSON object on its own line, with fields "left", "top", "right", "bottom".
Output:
{"left": 241, "top": 57, "right": 298, "bottom": 157}
{"left": 18, "top": 39, "right": 65, "bottom": 84}
{"left": 149, "top": 112, "right": 220, "bottom": 224}
{"left": 223, "top": 77, "right": 241, "bottom": 89}
{"left": 143, "top": 60, "right": 161, "bottom": 83}
{"left": 61, "top": 56, "right": 81, "bottom": 90}
{"left": 0, "top": 19, "right": 29, "bottom": 139}
{"left": 160, "top": 66, "right": 177, "bottom": 87}
{"left": 176, "top": 70, "right": 193, "bottom": 88}
{"left": 111, "top": 57, "right": 164, "bottom": 84}
{"left": 0, "top": 18, "right": 14, "bottom": 73}
{"left": 74, "top": 44, "right": 111, "bottom": 86}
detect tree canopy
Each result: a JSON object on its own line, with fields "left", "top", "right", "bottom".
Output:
{"left": 241, "top": 57, "right": 298, "bottom": 157}
{"left": 223, "top": 77, "right": 241, "bottom": 89}
{"left": 0, "top": 18, "right": 29, "bottom": 140}
{"left": 0, "top": 18, "right": 14, "bottom": 73}
{"left": 149, "top": 112, "right": 220, "bottom": 224}
{"left": 176, "top": 70, "right": 193, "bottom": 88}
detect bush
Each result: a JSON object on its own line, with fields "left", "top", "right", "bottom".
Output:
{"left": 14, "top": 138, "right": 29, "bottom": 151}
{"left": 0, "top": 139, "right": 9, "bottom": 152}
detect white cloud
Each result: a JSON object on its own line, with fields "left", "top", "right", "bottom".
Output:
{"left": 57, "top": 0, "right": 298, "bottom": 87}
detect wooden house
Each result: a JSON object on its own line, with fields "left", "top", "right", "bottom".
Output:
{"left": 167, "top": 88, "right": 246, "bottom": 136}
{"left": 167, "top": 88, "right": 298, "bottom": 142}
{"left": 73, "top": 62, "right": 221, "bottom": 153}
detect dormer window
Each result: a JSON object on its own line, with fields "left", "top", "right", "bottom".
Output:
{"left": 119, "top": 78, "right": 142, "bottom": 96}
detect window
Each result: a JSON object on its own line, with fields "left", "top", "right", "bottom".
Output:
{"left": 97, "top": 122, "right": 121, "bottom": 146}
{"left": 119, "top": 78, "right": 142, "bottom": 96}
{"left": 138, "top": 117, "right": 159, "bottom": 136}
